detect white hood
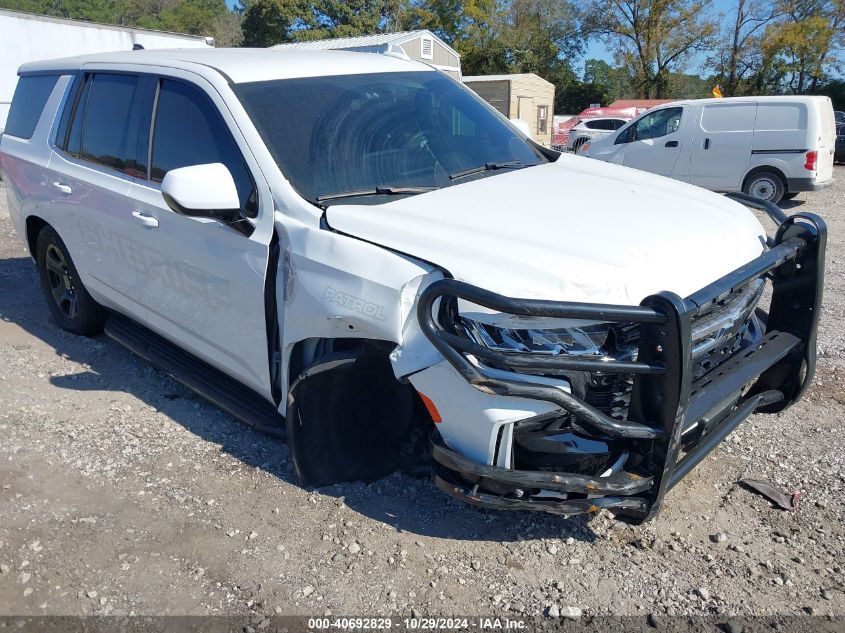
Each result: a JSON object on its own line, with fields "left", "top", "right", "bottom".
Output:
{"left": 326, "top": 154, "right": 768, "bottom": 305}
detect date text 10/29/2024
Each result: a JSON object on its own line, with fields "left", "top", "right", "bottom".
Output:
{"left": 307, "top": 617, "right": 529, "bottom": 630}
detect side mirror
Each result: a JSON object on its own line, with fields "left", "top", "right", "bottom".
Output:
{"left": 161, "top": 163, "right": 241, "bottom": 221}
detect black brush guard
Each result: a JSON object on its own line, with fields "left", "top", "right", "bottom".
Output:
{"left": 417, "top": 210, "right": 826, "bottom": 522}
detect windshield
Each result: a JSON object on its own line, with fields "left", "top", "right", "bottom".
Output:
{"left": 233, "top": 71, "right": 548, "bottom": 205}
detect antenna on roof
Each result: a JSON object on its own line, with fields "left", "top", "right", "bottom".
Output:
{"left": 132, "top": 43, "right": 144, "bottom": 51}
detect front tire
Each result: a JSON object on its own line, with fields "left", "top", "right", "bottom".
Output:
{"left": 743, "top": 170, "right": 785, "bottom": 205}
{"left": 35, "top": 225, "right": 105, "bottom": 336}
{"left": 286, "top": 352, "right": 415, "bottom": 487}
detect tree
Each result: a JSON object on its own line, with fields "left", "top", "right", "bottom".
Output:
{"left": 713, "top": 0, "right": 780, "bottom": 96}
{"left": 583, "top": 58, "right": 635, "bottom": 102}
{"left": 759, "top": 0, "right": 845, "bottom": 94}
{"left": 241, "top": 0, "right": 304, "bottom": 46}
{"left": 556, "top": 80, "right": 609, "bottom": 113}
{"left": 590, "top": 0, "right": 719, "bottom": 98}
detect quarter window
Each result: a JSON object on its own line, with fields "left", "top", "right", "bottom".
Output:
{"left": 5, "top": 75, "right": 59, "bottom": 139}
{"left": 150, "top": 79, "right": 256, "bottom": 216}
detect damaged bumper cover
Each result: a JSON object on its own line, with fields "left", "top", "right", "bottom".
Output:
{"left": 417, "top": 212, "right": 826, "bottom": 522}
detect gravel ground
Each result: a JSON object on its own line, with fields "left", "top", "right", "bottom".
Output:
{"left": 0, "top": 172, "right": 843, "bottom": 621}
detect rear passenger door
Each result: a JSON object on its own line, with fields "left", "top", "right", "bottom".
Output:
{"left": 126, "top": 74, "right": 274, "bottom": 398}
{"left": 689, "top": 102, "right": 756, "bottom": 190}
{"left": 47, "top": 72, "right": 149, "bottom": 317}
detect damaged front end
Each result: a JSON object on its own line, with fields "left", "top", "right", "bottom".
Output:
{"left": 417, "top": 211, "right": 825, "bottom": 522}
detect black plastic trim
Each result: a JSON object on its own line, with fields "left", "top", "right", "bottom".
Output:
{"left": 104, "top": 313, "right": 285, "bottom": 438}
{"left": 418, "top": 211, "right": 826, "bottom": 521}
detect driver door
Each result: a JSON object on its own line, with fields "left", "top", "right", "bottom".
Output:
{"left": 622, "top": 106, "right": 686, "bottom": 178}
{"left": 125, "top": 74, "right": 275, "bottom": 398}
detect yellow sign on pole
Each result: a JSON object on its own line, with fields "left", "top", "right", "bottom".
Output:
{"left": 712, "top": 85, "right": 723, "bottom": 98}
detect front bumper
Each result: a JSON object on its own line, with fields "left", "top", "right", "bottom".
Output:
{"left": 417, "top": 211, "right": 826, "bottom": 522}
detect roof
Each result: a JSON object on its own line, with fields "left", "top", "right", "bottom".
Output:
{"left": 616, "top": 95, "right": 831, "bottom": 108}
{"left": 609, "top": 99, "right": 676, "bottom": 108}
{"left": 0, "top": 7, "right": 212, "bottom": 43}
{"left": 271, "top": 30, "right": 459, "bottom": 60}
{"left": 18, "top": 48, "right": 433, "bottom": 84}
{"left": 463, "top": 73, "right": 554, "bottom": 88}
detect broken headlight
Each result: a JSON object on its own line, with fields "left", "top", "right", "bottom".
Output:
{"left": 460, "top": 318, "right": 640, "bottom": 362}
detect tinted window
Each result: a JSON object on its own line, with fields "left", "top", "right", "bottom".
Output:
{"left": 151, "top": 79, "right": 255, "bottom": 215}
{"left": 65, "top": 76, "right": 91, "bottom": 156}
{"left": 234, "top": 72, "right": 547, "bottom": 205}
{"left": 586, "top": 119, "right": 616, "bottom": 131}
{"left": 634, "top": 107, "right": 683, "bottom": 140}
{"left": 611, "top": 119, "right": 627, "bottom": 130}
{"left": 75, "top": 74, "right": 141, "bottom": 173}
{"left": 5, "top": 75, "right": 59, "bottom": 139}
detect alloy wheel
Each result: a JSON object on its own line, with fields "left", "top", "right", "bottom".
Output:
{"left": 44, "top": 244, "right": 79, "bottom": 320}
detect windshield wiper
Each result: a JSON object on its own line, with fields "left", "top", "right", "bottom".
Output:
{"left": 316, "top": 186, "right": 435, "bottom": 203}
{"left": 449, "top": 160, "right": 529, "bottom": 181}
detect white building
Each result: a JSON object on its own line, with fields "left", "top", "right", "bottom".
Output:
{"left": 271, "top": 30, "right": 461, "bottom": 80}
{"left": 0, "top": 8, "right": 213, "bottom": 130}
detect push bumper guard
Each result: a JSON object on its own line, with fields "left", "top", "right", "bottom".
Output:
{"left": 418, "top": 210, "right": 826, "bottom": 522}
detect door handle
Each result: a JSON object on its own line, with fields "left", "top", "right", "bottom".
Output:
{"left": 703, "top": 138, "right": 710, "bottom": 150}
{"left": 131, "top": 211, "right": 159, "bottom": 228}
{"left": 665, "top": 140, "right": 679, "bottom": 148}
{"left": 52, "top": 182, "right": 73, "bottom": 195}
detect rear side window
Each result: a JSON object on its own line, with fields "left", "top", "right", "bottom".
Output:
{"left": 5, "top": 75, "right": 59, "bottom": 139}
{"left": 61, "top": 73, "right": 142, "bottom": 176}
{"left": 79, "top": 74, "right": 141, "bottom": 172}
{"left": 755, "top": 103, "right": 805, "bottom": 131}
{"left": 701, "top": 104, "right": 756, "bottom": 132}
{"left": 150, "top": 79, "right": 256, "bottom": 215}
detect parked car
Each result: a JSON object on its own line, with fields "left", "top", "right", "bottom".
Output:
{"left": 581, "top": 96, "right": 836, "bottom": 204}
{"left": 0, "top": 50, "right": 826, "bottom": 523}
{"left": 836, "top": 124, "right": 845, "bottom": 163}
{"left": 835, "top": 110, "right": 845, "bottom": 125}
{"left": 567, "top": 116, "right": 629, "bottom": 152}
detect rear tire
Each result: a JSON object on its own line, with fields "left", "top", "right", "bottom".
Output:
{"left": 743, "top": 170, "right": 785, "bottom": 205}
{"left": 35, "top": 225, "right": 105, "bottom": 336}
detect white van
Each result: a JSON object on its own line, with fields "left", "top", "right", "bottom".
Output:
{"left": 582, "top": 96, "right": 836, "bottom": 203}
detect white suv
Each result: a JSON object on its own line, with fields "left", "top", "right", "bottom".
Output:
{"left": 567, "top": 116, "right": 629, "bottom": 152}
{"left": 0, "top": 49, "right": 826, "bottom": 522}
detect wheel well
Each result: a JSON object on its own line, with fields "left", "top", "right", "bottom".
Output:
{"left": 287, "top": 337, "right": 398, "bottom": 389}
{"left": 743, "top": 166, "right": 788, "bottom": 193}
{"left": 25, "top": 216, "right": 49, "bottom": 259}
{"left": 285, "top": 337, "right": 435, "bottom": 486}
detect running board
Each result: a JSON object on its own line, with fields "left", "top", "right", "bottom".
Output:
{"left": 104, "top": 314, "right": 286, "bottom": 439}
